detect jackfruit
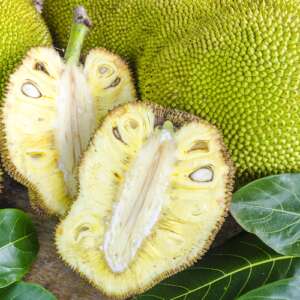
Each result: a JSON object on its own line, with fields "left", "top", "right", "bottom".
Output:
{"left": 56, "top": 102, "right": 234, "bottom": 299}
{"left": 43, "top": 0, "right": 300, "bottom": 183}
{"left": 1, "top": 7, "right": 136, "bottom": 215}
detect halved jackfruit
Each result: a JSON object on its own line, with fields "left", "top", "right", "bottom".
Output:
{"left": 56, "top": 102, "right": 234, "bottom": 299}
{"left": 1, "top": 7, "right": 136, "bottom": 215}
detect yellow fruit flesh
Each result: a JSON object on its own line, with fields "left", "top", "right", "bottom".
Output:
{"left": 56, "top": 103, "right": 234, "bottom": 298}
{"left": 84, "top": 48, "right": 136, "bottom": 122}
{"left": 2, "top": 47, "right": 136, "bottom": 215}
{"left": 2, "top": 48, "right": 70, "bottom": 215}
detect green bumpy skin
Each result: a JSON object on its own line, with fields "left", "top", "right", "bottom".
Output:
{"left": 0, "top": 0, "right": 51, "bottom": 191}
{"left": 0, "top": 0, "right": 51, "bottom": 101}
{"left": 43, "top": 0, "right": 300, "bottom": 183}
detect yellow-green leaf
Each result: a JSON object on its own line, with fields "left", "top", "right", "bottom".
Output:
{"left": 0, "top": 281, "right": 57, "bottom": 300}
{"left": 237, "top": 276, "right": 300, "bottom": 300}
{"left": 0, "top": 209, "right": 38, "bottom": 288}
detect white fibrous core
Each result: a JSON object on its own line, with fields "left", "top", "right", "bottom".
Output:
{"left": 55, "top": 65, "right": 96, "bottom": 198}
{"left": 103, "top": 128, "right": 177, "bottom": 273}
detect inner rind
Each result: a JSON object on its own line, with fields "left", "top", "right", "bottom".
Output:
{"left": 103, "top": 128, "right": 177, "bottom": 273}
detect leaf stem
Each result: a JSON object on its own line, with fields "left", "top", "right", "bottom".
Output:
{"left": 64, "top": 6, "right": 92, "bottom": 65}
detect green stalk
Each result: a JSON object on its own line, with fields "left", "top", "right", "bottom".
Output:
{"left": 64, "top": 6, "right": 92, "bottom": 65}
{"left": 163, "top": 120, "right": 175, "bottom": 134}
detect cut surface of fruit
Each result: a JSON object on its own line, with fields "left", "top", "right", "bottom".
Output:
{"left": 2, "top": 47, "right": 69, "bottom": 215}
{"left": 56, "top": 102, "right": 234, "bottom": 298}
{"left": 1, "top": 46, "right": 136, "bottom": 215}
{"left": 84, "top": 48, "right": 136, "bottom": 122}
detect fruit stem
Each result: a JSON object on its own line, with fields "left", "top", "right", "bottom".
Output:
{"left": 64, "top": 6, "right": 92, "bottom": 65}
{"left": 162, "top": 121, "right": 175, "bottom": 134}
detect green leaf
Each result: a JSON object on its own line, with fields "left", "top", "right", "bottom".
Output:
{"left": 133, "top": 233, "right": 300, "bottom": 300}
{"left": 237, "top": 276, "right": 300, "bottom": 300}
{"left": 0, "top": 209, "right": 39, "bottom": 288}
{"left": 231, "top": 173, "right": 300, "bottom": 256}
{"left": 0, "top": 281, "right": 57, "bottom": 300}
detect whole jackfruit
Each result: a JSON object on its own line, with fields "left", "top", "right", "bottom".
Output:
{"left": 43, "top": 0, "right": 300, "bottom": 183}
{"left": 0, "top": 0, "right": 51, "bottom": 191}
{"left": 56, "top": 102, "right": 234, "bottom": 299}
{"left": 1, "top": 7, "right": 136, "bottom": 215}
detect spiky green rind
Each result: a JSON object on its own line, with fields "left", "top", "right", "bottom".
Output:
{"left": 43, "top": 0, "right": 300, "bottom": 184}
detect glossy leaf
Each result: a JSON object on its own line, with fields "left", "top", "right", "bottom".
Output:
{"left": 0, "top": 281, "right": 57, "bottom": 300}
{"left": 134, "top": 233, "right": 300, "bottom": 300}
{"left": 0, "top": 209, "right": 39, "bottom": 288}
{"left": 237, "top": 276, "right": 300, "bottom": 300}
{"left": 231, "top": 173, "right": 300, "bottom": 256}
